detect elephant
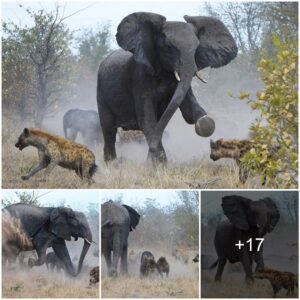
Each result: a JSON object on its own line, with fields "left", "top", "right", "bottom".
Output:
{"left": 63, "top": 109, "right": 103, "bottom": 148}
{"left": 97, "top": 12, "right": 238, "bottom": 164}
{"left": 101, "top": 200, "right": 140, "bottom": 277}
{"left": 212, "top": 195, "right": 280, "bottom": 282}
{"left": 3, "top": 203, "right": 93, "bottom": 276}
{"left": 45, "top": 252, "right": 65, "bottom": 272}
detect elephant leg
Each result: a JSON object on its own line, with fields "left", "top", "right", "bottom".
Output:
{"left": 239, "top": 250, "right": 253, "bottom": 282}
{"left": 101, "top": 109, "right": 117, "bottom": 162}
{"left": 52, "top": 240, "right": 76, "bottom": 276}
{"left": 110, "top": 225, "right": 121, "bottom": 277}
{"left": 253, "top": 246, "right": 264, "bottom": 272}
{"left": 146, "top": 140, "right": 167, "bottom": 165}
{"left": 120, "top": 246, "right": 128, "bottom": 274}
{"left": 103, "top": 251, "right": 112, "bottom": 274}
{"left": 69, "top": 129, "right": 78, "bottom": 141}
{"left": 214, "top": 257, "right": 227, "bottom": 282}
{"left": 180, "top": 87, "right": 215, "bottom": 137}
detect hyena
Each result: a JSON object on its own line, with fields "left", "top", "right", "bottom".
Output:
{"left": 2, "top": 213, "right": 33, "bottom": 264}
{"left": 89, "top": 266, "right": 99, "bottom": 286}
{"left": 210, "top": 139, "right": 255, "bottom": 184}
{"left": 156, "top": 256, "right": 170, "bottom": 278}
{"left": 140, "top": 251, "right": 157, "bottom": 278}
{"left": 15, "top": 128, "right": 97, "bottom": 182}
{"left": 254, "top": 268, "right": 298, "bottom": 297}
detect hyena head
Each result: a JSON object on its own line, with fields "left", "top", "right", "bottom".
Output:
{"left": 210, "top": 139, "right": 241, "bottom": 161}
{"left": 15, "top": 128, "right": 32, "bottom": 151}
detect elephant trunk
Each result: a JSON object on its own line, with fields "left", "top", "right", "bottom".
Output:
{"left": 76, "top": 230, "right": 92, "bottom": 275}
{"left": 150, "top": 69, "right": 194, "bottom": 151}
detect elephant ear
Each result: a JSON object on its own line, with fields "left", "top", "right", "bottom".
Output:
{"left": 184, "top": 15, "right": 238, "bottom": 70}
{"left": 122, "top": 204, "right": 140, "bottom": 231}
{"left": 222, "top": 195, "right": 252, "bottom": 230}
{"left": 49, "top": 207, "right": 74, "bottom": 241}
{"left": 260, "top": 197, "right": 280, "bottom": 232}
{"left": 116, "top": 12, "right": 166, "bottom": 71}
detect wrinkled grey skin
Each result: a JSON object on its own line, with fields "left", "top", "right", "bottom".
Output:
{"left": 212, "top": 195, "right": 280, "bottom": 282}
{"left": 63, "top": 109, "right": 103, "bottom": 148}
{"left": 101, "top": 200, "right": 140, "bottom": 277}
{"left": 97, "top": 12, "right": 237, "bottom": 164}
{"left": 3, "top": 203, "right": 93, "bottom": 277}
{"left": 45, "top": 252, "right": 65, "bottom": 272}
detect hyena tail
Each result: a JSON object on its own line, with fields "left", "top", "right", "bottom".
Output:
{"left": 89, "top": 164, "right": 98, "bottom": 177}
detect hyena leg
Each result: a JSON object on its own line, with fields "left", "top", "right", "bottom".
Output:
{"left": 21, "top": 151, "right": 50, "bottom": 180}
{"left": 237, "top": 160, "right": 249, "bottom": 183}
{"left": 81, "top": 159, "right": 94, "bottom": 184}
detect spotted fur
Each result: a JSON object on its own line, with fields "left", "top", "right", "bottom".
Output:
{"left": 210, "top": 139, "right": 258, "bottom": 184}
{"left": 254, "top": 268, "right": 298, "bottom": 297}
{"left": 15, "top": 128, "right": 97, "bottom": 182}
{"left": 89, "top": 266, "right": 99, "bottom": 285}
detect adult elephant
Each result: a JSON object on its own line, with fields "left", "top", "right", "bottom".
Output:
{"left": 212, "top": 195, "right": 280, "bottom": 282}
{"left": 63, "top": 109, "right": 103, "bottom": 148}
{"left": 97, "top": 12, "right": 237, "bottom": 164}
{"left": 3, "top": 203, "right": 93, "bottom": 276}
{"left": 101, "top": 200, "right": 140, "bottom": 276}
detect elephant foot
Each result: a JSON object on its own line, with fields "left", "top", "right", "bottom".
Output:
{"left": 195, "top": 115, "right": 215, "bottom": 137}
{"left": 109, "top": 269, "right": 118, "bottom": 277}
{"left": 147, "top": 149, "right": 167, "bottom": 166}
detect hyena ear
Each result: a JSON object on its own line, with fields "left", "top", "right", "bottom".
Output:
{"left": 23, "top": 128, "right": 30, "bottom": 137}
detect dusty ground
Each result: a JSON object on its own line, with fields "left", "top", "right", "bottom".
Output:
{"left": 101, "top": 249, "right": 199, "bottom": 298}
{"left": 2, "top": 267, "right": 99, "bottom": 298}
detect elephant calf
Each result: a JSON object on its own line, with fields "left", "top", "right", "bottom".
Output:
{"left": 46, "top": 252, "right": 65, "bottom": 272}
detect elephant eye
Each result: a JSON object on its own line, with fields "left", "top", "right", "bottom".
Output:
{"left": 71, "top": 218, "right": 79, "bottom": 226}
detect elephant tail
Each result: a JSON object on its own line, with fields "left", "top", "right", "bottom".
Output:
{"left": 208, "top": 259, "right": 219, "bottom": 270}
{"left": 89, "top": 164, "right": 98, "bottom": 177}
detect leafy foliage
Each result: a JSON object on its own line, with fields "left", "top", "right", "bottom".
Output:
{"left": 238, "top": 37, "right": 298, "bottom": 188}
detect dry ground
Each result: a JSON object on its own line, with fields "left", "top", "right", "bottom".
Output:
{"left": 2, "top": 267, "right": 99, "bottom": 298}
{"left": 3, "top": 126, "right": 269, "bottom": 189}
{"left": 101, "top": 248, "right": 199, "bottom": 298}
{"left": 101, "top": 277, "right": 199, "bottom": 298}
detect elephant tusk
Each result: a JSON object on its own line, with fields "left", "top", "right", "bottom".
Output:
{"left": 174, "top": 70, "right": 180, "bottom": 82}
{"left": 84, "top": 238, "right": 92, "bottom": 245}
{"left": 196, "top": 71, "right": 207, "bottom": 84}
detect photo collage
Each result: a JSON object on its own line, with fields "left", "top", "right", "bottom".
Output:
{"left": 1, "top": 1, "right": 298, "bottom": 299}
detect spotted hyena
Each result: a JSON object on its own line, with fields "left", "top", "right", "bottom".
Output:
{"left": 89, "top": 266, "right": 99, "bottom": 286}
{"left": 254, "top": 268, "right": 298, "bottom": 297}
{"left": 210, "top": 139, "right": 255, "bottom": 184}
{"left": 156, "top": 256, "right": 170, "bottom": 278}
{"left": 140, "top": 251, "right": 157, "bottom": 278}
{"left": 15, "top": 128, "right": 97, "bottom": 182}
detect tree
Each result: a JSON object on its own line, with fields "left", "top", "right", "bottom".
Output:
{"left": 2, "top": 191, "right": 47, "bottom": 207}
{"left": 238, "top": 37, "right": 298, "bottom": 188}
{"left": 74, "top": 24, "right": 111, "bottom": 104}
{"left": 2, "top": 5, "right": 75, "bottom": 126}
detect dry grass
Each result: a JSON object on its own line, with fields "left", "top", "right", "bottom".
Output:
{"left": 2, "top": 267, "right": 99, "bottom": 298}
{"left": 101, "top": 277, "right": 199, "bottom": 298}
{"left": 201, "top": 271, "right": 298, "bottom": 298}
{"left": 3, "top": 126, "right": 268, "bottom": 189}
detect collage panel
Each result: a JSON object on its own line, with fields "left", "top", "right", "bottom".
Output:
{"left": 2, "top": 190, "right": 99, "bottom": 298}
{"left": 201, "top": 191, "right": 299, "bottom": 298}
{"left": 101, "top": 190, "right": 199, "bottom": 298}
{"left": 2, "top": 2, "right": 298, "bottom": 190}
